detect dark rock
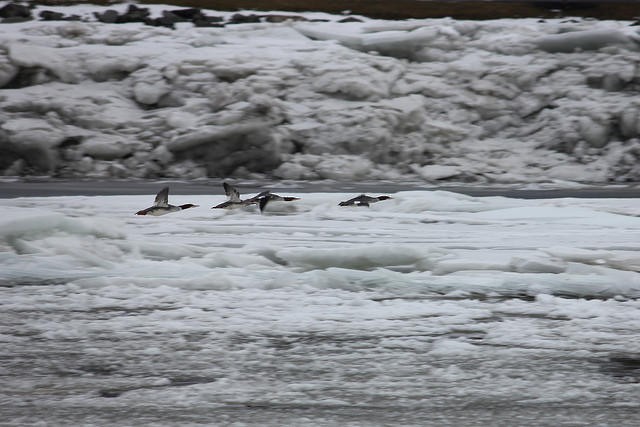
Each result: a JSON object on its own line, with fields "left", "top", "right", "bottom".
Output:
{"left": 161, "top": 10, "right": 188, "bottom": 23}
{"left": 193, "top": 16, "right": 225, "bottom": 28}
{"left": 228, "top": 13, "right": 261, "bottom": 24}
{"left": 338, "top": 16, "right": 363, "bottom": 23}
{"left": 39, "top": 10, "right": 65, "bottom": 21}
{"left": 145, "top": 12, "right": 178, "bottom": 29}
{"left": 116, "top": 4, "right": 150, "bottom": 23}
{"left": 145, "top": 16, "right": 175, "bottom": 29}
{"left": 94, "top": 9, "right": 119, "bottom": 24}
{"left": 199, "top": 14, "right": 223, "bottom": 23}
{"left": 0, "top": 2, "right": 32, "bottom": 19}
{"left": 168, "top": 8, "right": 204, "bottom": 20}
{"left": 142, "top": 9, "right": 224, "bottom": 29}
{"left": 263, "top": 14, "right": 308, "bottom": 23}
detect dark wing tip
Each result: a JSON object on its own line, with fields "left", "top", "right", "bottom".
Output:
{"left": 259, "top": 196, "right": 270, "bottom": 212}
{"left": 179, "top": 204, "right": 198, "bottom": 210}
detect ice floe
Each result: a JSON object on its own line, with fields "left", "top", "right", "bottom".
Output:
{"left": 1, "top": 189, "right": 640, "bottom": 424}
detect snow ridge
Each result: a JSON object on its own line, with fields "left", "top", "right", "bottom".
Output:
{"left": 1, "top": 2, "right": 640, "bottom": 184}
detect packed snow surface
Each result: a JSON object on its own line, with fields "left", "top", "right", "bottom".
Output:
{"left": 1, "top": 3, "right": 640, "bottom": 184}
{"left": 1, "top": 188, "right": 640, "bottom": 425}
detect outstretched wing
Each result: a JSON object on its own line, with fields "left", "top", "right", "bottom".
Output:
{"left": 247, "top": 191, "right": 270, "bottom": 203}
{"left": 259, "top": 195, "right": 271, "bottom": 213}
{"left": 223, "top": 182, "right": 241, "bottom": 202}
{"left": 338, "top": 195, "right": 359, "bottom": 206}
{"left": 339, "top": 194, "right": 373, "bottom": 206}
{"left": 153, "top": 187, "right": 170, "bottom": 207}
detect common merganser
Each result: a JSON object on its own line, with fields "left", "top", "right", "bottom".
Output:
{"left": 256, "top": 192, "right": 301, "bottom": 212}
{"left": 338, "top": 194, "right": 392, "bottom": 207}
{"left": 211, "top": 183, "right": 300, "bottom": 212}
{"left": 135, "top": 187, "right": 198, "bottom": 216}
{"left": 212, "top": 182, "right": 261, "bottom": 209}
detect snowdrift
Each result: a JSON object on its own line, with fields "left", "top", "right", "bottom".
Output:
{"left": 1, "top": 2, "right": 640, "bottom": 184}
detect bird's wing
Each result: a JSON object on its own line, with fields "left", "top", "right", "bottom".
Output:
{"left": 153, "top": 187, "right": 170, "bottom": 207}
{"left": 212, "top": 201, "right": 231, "bottom": 209}
{"left": 247, "top": 191, "right": 270, "bottom": 203}
{"left": 339, "top": 195, "right": 361, "bottom": 205}
{"left": 223, "top": 182, "right": 241, "bottom": 202}
{"left": 259, "top": 196, "right": 271, "bottom": 212}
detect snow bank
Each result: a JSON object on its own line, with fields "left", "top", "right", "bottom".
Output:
{"left": 1, "top": 3, "right": 640, "bottom": 184}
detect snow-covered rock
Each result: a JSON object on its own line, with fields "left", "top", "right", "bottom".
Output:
{"left": 1, "top": 2, "right": 640, "bottom": 184}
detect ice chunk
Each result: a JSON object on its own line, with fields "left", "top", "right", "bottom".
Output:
{"left": 411, "top": 164, "right": 462, "bottom": 181}
{"left": 0, "top": 53, "right": 17, "bottom": 87}
{"left": 167, "top": 120, "right": 275, "bottom": 152}
{"left": 360, "top": 27, "right": 440, "bottom": 59}
{"left": 0, "top": 207, "right": 124, "bottom": 244}
{"left": 1, "top": 118, "right": 66, "bottom": 173}
{"left": 276, "top": 245, "right": 424, "bottom": 271}
{"left": 534, "top": 29, "right": 638, "bottom": 53}
{"left": 8, "top": 43, "right": 79, "bottom": 83}
{"left": 578, "top": 116, "right": 609, "bottom": 148}
{"left": 78, "top": 134, "right": 134, "bottom": 160}
{"left": 133, "top": 79, "right": 171, "bottom": 105}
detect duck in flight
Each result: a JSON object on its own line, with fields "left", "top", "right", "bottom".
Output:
{"left": 256, "top": 191, "right": 300, "bottom": 212}
{"left": 135, "top": 187, "right": 198, "bottom": 216}
{"left": 212, "top": 182, "right": 300, "bottom": 212}
{"left": 338, "top": 194, "right": 392, "bottom": 207}
{"left": 211, "top": 182, "right": 254, "bottom": 210}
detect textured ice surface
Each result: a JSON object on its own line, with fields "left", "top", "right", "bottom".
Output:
{"left": 1, "top": 190, "right": 639, "bottom": 425}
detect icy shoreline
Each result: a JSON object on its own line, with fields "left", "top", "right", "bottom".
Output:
{"left": 1, "top": 2, "right": 640, "bottom": 184}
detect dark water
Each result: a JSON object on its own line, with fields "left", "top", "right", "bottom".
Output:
{"left": 2, "top": 178, "right": 640, "bottom": 199}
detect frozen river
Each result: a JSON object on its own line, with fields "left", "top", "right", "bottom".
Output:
{"left": 1, "top": 182, "right": 639, "bottom": 426}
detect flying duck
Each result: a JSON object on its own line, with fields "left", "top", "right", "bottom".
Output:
{"left": 338, "top": 194, "right": 392, "bottom": 207}
{"left": 135, "top": 187, "right": 198, "bottom": 215}
{"left": 212, "top": 182, "right": 261, "bottom": 210}
{"left": 212, "top": 183, "right": 300, "bottom": 212}
{"left": 256, "top": 192, "right": 301, "bottom": 212}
